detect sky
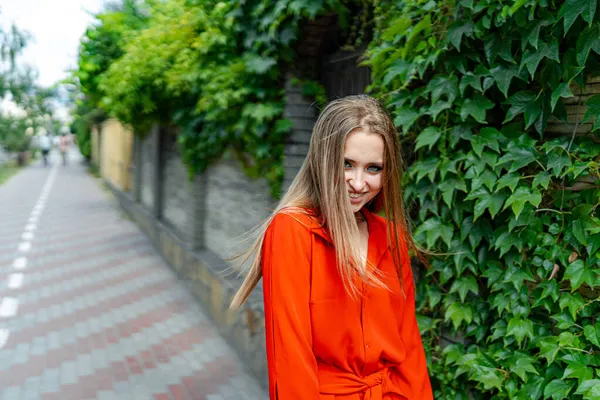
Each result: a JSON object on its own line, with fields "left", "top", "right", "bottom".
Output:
{"left": 0, "top": 0, "right": 107, "bottom": 121}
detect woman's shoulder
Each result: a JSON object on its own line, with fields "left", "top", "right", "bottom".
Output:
{"left": 269, "top": 207, "right": 321, "bottom": 233}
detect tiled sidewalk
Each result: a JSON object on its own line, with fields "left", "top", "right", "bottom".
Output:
{"left": 0, "top": 150, "right": 267, "bottom": 400}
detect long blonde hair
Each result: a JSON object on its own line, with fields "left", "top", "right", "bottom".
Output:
{"left": 229, "top": 94, "right": 417, "bottom": 308}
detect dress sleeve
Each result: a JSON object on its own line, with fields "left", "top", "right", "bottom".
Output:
{"left": 262, "top": 213, "right": 320, "bottom": 399}
{"left": 392, "top": 259, "right": 434, "bottom": 399}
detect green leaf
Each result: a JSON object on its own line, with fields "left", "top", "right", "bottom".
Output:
{"left": 415, "top": 127, "right": 441, "bottom": 151}
{"left": 532, "top": 171, "right": 551, "bottom": 190}
{"left": 521, "top": 40, "right": 559, "bottom": 78}
{"left": 491, "top": 65, "right": 519, "bottom": 98}
{"left": 504, "top": 186, "right": 542, "bottom": 219}
{"left": 504, "top": 91, "right": 538, "bottom": 124}
{"left": 538, "top": 337, "right": 560, "bottom": 364}
{"left": 576, "top": 24, "right": 600, "bottom": 66}
{"left": 583, "top": 94, "right": 600, "bottom": 131}
{"left": 245, "top": 56, "right": 277, "bottom": 74}
{"left": 444, "top": 301, "right": 473, "bottom": 329}
{"left": 461, "top": 94, "right": 494, "bottom": 123}
{"left": 573, "top": 220, "right": 587, "bottom": 246}
{"left": 508, "top": 355, "right": 539, "bottom": 382}
{"left": 564, "top": 260, "right": 594, "bottom": 291}
{"left": 558, "top": 0, "right": 597, "bottom": 35}
{"left": 508, "top": 0, "right": 527, "bottom": 16}
{"left": 543, "top": 379, "right": 572, "bottom": 400}
{"left": 468, "top": 187, "right": 506, "bottom": 221}
{"left": 563, "top": 361, "right": 594, "bottom": 384}
{"left": 459, "top": 73, "right": 482, "bottom": 96}
{"left": 450, "top": 275, "right": 479, "bottom": 302}
{"left": 551, "top": 83, "right": 574, "bottom": 112}
{"left": 394, "top": 108, "right": 420, "bottom": 132}
{"left": 507, "top": 317, "right": 534, "bottom": 345}
{"left": 576, "top": 379, "right": 600, "bottom": 397}
{"left": 381, "top": 15, "right": 412, "bottom": 41}
{"left": 427, "top": 75, "right": 459, "bottom": 104}
{"left": 496, "top": 173, "right": 520, "bottom": 192}
{"left": 558, "top": 292, "right": 585, "bottom": 320}
{"left": 415, "top": 218, "right": 454, "bottom": 248}
{"left": 583, "top": 324, "right": 600, "bottom": 348}
{"left": 447, "top": 21, "right": 475, "bottom": 50}
{"left": 524, "top": 20, "right": 553, "bottom": 50}
{"left": 494, "top": 230, "right": 524, "bottom": 257}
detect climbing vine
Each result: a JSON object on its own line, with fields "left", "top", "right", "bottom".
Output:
{"left": 367, "top": 0, "right": 600, "bottom": 398}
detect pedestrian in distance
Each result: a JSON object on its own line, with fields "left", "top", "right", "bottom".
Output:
{"left": 39, "top": 133, "right": 51, "bottom": 167}
{"left": 230, "top": 95, "right": 433, "bottom": 400}
{"left": 59, "top": 132, "right": 70, "bottom": 165}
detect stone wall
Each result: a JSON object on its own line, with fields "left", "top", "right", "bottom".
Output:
{"left": 204, "top": 153, "right": 275, "bottom": 261}
{"left": 140, "top": 127, "right": 159, "bottom": 211}
{"left": 160, "top": 131, "right": 193, "bottom": 241}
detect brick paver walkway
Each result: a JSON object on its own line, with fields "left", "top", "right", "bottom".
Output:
{"left": 0, "top": 149, "right": 267, "bottom": 400}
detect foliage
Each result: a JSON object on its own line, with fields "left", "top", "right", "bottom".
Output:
{"left": 85, "top": 0, "right": 354, "bottom": 196}
{"left": 367, "top": 0, "right": 600, "bottom": 398}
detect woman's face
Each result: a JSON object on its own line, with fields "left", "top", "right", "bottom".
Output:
{"left": 343, "top": 128, "right": 384, "bottom": 214}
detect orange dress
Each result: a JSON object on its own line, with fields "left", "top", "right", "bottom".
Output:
{"left": 262, "top": 209, "right": 433, "bottom": 400}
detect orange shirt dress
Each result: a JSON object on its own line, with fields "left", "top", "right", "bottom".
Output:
{"left": 262, "top": 208, "right": 433, "bottom": 399}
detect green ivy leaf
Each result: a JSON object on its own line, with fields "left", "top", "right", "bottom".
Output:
{"left": 503, "top": 91, "right": 539, "bottom": 124}
{"left": 543, "top": 379, "right": 572, "bottom": 400}
{"left": 426, "top": 75, "right": 459, "bottom": 104}
{"left": 538, "top": 337, "right": 560, "bottom": 364}
{"left": 461, "top": 94, "right": 494, "bottom": 123}
{"left": 496, "top": 173, "right": 520, "bottom": 192}
{"left": 244, "top": 55, "right": 277, "bottom": 74}
{"left": 572, "top": 220, "right": 587, "bottom": 246}
{"left": 521, "top": 39, "right": 559, "bottom": 78}
{"left": 450, "top": 275, "right": 479, "bottom": 302}
{"left": 381, "top": 15, "right": 412, "bottom": 41}
{"left": 459, "top": 72, "right": 483, "bottom": 95}
{"left": 583, "top": 323, "right": 600, "bottom": 348}
{"left": 523, "top": 20, "right": 553, "bottom": 50}
{"left": 394, "top": 108, "right": 420, "bottom": 132}
{"left": 494, "top": 230, "right": 524, "bottom": 257}
{"left": 564, "top": 260, "right": 594, "bottom": 291}
{"left": 444, "top": 301, "right": 473, "bottom": 329}
{"left": 551, "top": 83, "right": 574, "bottom": 112}
{"left": 466, "top": 187, "right": 506, "bottom": 221}
{"left": 575, "top": 24, "right": 600, "bottom": 65}
{"left": 506, "top": 317, "right": 534, "bottom": 346}
{"left": 491, "top": 65, "right": 520, "bottom": 98}
{"left": 558, "top": 0, "right": 597, "bottom": 35}
{"left": 446, "top": 21, "right": 475, "bottom": 50}
{"left": 415, "top": 218, "right": 454, "bottom": 248}
{"left": 503, "top": 186, "right": 542, "bottom": 219}
{"left": 415, "top": 126, "right": 441, "bottom": 151}
{"left": 558, "top": 292, "right": 585, "bottom": 320}
{"left": 563, "top": 361, "right": 594, "bottom": 384}
{"left": 507, "top": 355, "right": 539, "bottom": 382}
{"left": 576, "top": 379, "right": 600, "bottom": 398}
{"left": 532, "top": 171, "right": 551, "bottom": 190}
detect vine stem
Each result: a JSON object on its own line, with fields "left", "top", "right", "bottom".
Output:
{"left": 535, "top": 208, "right": 571, "bottom": 215}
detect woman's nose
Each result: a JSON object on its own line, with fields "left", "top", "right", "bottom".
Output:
{"left": 348, "top": 171, "right": 365, "bottom": 191}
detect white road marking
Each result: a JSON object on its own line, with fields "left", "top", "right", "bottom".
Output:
{"left": 12, "top": 257, "right": 27, "bottom": 269}
{"left": 18, "top": 242, "right": 31, "bottom": 252}
{"left": 0, "top": 329, "right": 9, "bottom": 348}
{"left": 25, "top": 223, "right": 36, "bottom": 231}
{"left": 0, "top": 297, "right": 18, "bottom": 317}
{"left": 8, "top": 273, "right": 23, "bottom": 289}
{"left": 22, "top": 232, "right": 34, "bottom": 241}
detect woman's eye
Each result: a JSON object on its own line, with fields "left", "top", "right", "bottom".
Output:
{"left": 367, "top": 166, "right": 382, "bottom": 173}
{"left": 344, "top": 161, "right": 352, "bottom": 168}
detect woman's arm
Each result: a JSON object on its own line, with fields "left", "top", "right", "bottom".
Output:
{"left": 263, "top": 212, "right": 320, "bottom": 399}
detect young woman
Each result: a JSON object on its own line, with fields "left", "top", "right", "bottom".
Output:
{"left": 231, "top": 95, "right": 433, "bottom": 399}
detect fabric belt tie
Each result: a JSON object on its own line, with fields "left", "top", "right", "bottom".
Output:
{"left": 318, "top": 366, "right": 405, "bottom": 399}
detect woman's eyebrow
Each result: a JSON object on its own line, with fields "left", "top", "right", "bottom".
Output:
{"left": 344, "top": 157, "right": 383, "bottom": 166}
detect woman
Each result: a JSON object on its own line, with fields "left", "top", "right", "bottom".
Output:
{"left": 231, "top": 95, "right": 433, "bottom": 399}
